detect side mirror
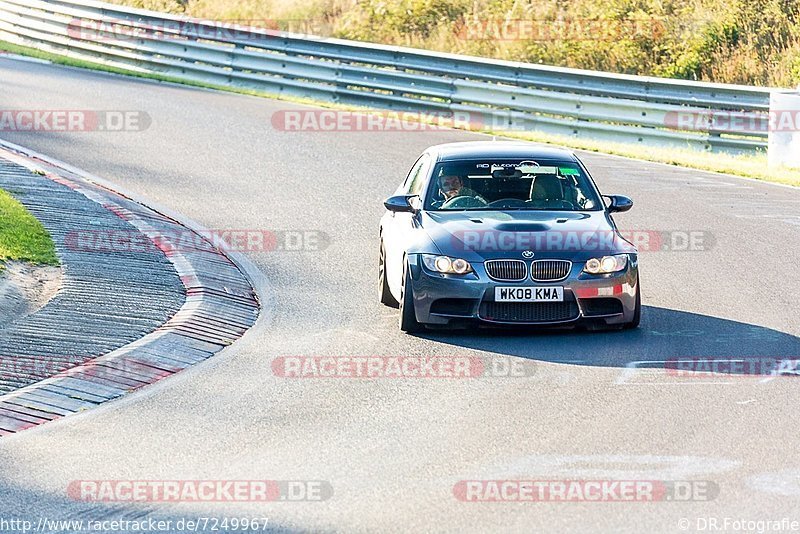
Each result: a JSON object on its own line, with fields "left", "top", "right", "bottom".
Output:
{"left": 384, "top": 195, "right": 420, "bottom": 213}
{"left": 605, "top": 195, "right": 633, "bottom": 213}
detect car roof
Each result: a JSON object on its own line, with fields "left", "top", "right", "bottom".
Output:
{"left": 427, "top": 141, "right": 578, "bottom": 162}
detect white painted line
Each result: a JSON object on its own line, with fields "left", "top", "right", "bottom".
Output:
{"left": 0, "top": 53, "right": 51, "bottom": 64}
{"left": 615, "top": 359, "right": 798, "bottom": 386}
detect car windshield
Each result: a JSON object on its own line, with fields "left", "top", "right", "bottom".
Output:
{"left": 424, "top": 159, "right": 603, "bottom": 211}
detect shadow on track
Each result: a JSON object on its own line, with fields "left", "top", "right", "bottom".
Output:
{"left": 417, "top": 306, "right": 800, "bottom": 373}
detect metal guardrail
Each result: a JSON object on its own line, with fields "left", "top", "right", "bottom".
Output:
{"left": 0, "top": 0, "right": 782, "bottom": 154}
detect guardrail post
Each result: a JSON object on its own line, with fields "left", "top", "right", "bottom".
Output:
{"left": 768, "top": 87, "right": 800, "bottom": 169}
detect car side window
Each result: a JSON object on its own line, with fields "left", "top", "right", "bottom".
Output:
{"left": 408, "top": 154, "right": 431, "bottom": 196}
{"left": 401, "top": 156, "right": 425, "bottom": 194}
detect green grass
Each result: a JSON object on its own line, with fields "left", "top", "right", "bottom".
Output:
{"left": 2, "top": 39, "right": 799, "bottom": 187}
{"left": 0, "top": 188, "right": 59, "bottom": 268}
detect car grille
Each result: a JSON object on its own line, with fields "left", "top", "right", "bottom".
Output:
{"left": 485, "top": 260, "right": 527, "bottom": 281}
{"left": 530, "top": 260, "right": 572, "bottom": 282}
{"left": 479, "top": 301, "right": 580, "bottom": 323}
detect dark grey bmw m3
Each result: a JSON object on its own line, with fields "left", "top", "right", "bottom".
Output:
{"left": 379, "top": 141, "right": 641, "bottom": 333}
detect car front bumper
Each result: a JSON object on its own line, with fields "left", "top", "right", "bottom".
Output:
{"left": 407, "top": 254, "right": 639, "bottom": 327}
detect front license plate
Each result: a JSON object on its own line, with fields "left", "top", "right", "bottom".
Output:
{"left": 495, "top": 286, "right": 564, "bottom": 302}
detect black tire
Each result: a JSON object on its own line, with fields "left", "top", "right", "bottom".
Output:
{"left": 378, "top": 241, "right": 399, "bottom": 308}
{"left": 623, "top": 279, "right": 642, "bottom": 330}
{"left": 399, "top": 262, "right": 423, "bottom": 333}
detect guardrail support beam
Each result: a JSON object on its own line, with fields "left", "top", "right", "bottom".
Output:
{"left": 768, "top": 89, "right": 800, "bottom": 169}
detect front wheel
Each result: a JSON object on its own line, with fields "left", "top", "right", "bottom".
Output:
{"left": 399, "top": 262, "right": 423, "bottom": 333}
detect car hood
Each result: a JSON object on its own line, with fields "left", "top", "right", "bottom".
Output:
{"left": 421, "top": 210, "right": 635, "bottom": 262}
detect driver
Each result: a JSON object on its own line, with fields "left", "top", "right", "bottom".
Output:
{"left": 438, "top": 175, "right": 485, "bottom": 203}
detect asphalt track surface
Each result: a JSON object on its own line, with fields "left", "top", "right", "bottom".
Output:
{"left": 1, "top": 57, "right": 799, "bottom": 533}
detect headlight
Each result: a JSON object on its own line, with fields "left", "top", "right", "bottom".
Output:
{"left": 422, "top": 254, "right": 473, "bottom": 274}
{"left": 583, "top": 254, "right": 628, "bottom": 274}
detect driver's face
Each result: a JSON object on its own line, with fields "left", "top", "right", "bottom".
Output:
{"left": 439, "top": 175, "right": 463, "bottom": 199}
